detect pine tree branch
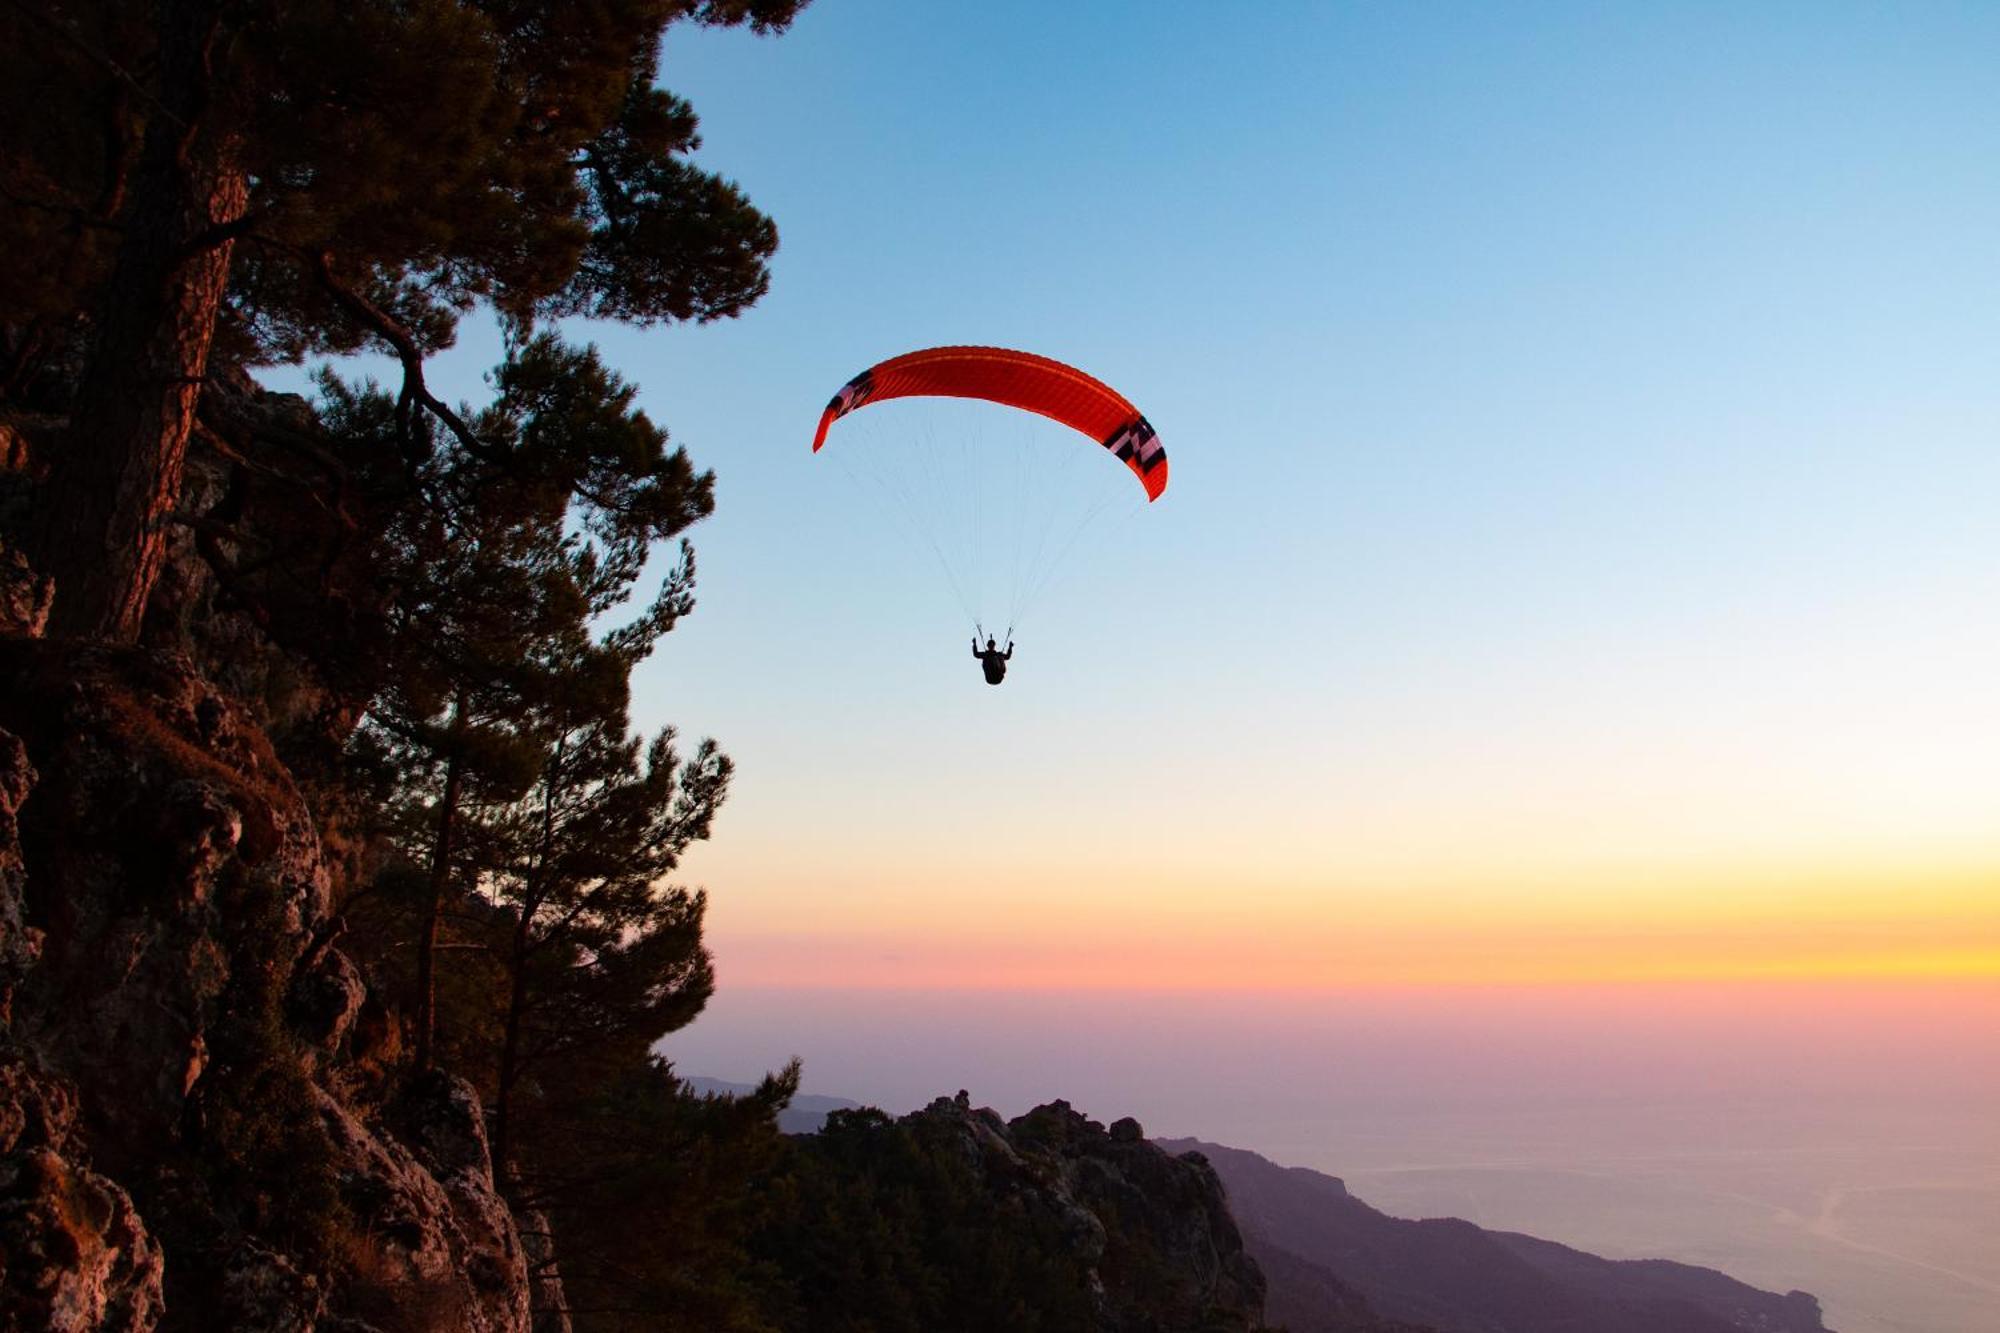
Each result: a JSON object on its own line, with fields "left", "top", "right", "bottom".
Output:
{"left": 307, "top": 249, "right": 503, "bottom": 464}
{"left": 179, "top": 203, "right": 280, "bottom": 259}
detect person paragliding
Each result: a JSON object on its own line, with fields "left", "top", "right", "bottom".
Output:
{"left": 973, "top": 632, "right": 1014, "bottom": 685}
{"left": 812, "top": 346, "right": 1167, "bottom": 685}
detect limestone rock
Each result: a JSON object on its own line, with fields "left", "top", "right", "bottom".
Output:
{"left": 0, "top": 1052, "right": 164, "bottom": 1333}
{"left": 0, "top": 644, "right": 534, "bottom": 1329}
{"left": 0, "top": 546, "right": 49, "bottom": 641}
{"left": 0, "top": 1144, "right": 165, "bottom": 1332}
{"left": 311, "top": 1082, "right": 528, "bottom": 1332}
{"left": 912, "top": 1095, "right": 1268, "bottom": 1333}
{"left": 290, "top": 940, "right": 365, "bottom": 1054}
{"left": 219, "top": 1242, "right": 324, "bottom": 1333}
{"left": 0, "top": 729, "right": 43, "bottom": 1021}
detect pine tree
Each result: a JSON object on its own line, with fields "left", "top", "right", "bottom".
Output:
{"left": 549, "top": 1058, "right": 801, "bottom": 1332}
{"left": 480, "top": 710, "right": 731, "bottom": 1170}
{"left": 1, "top": 0, "right": 807, "bottom": 641}
{"left": 332, "top": 332, "right": 713, "bottom": 1070}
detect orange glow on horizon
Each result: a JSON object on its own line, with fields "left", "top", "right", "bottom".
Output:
{"left": 703, "top": 861, "right": 2000, "bottom": 991}
{"left": 711, "top": 928, "right": 2000, "bottom": 991}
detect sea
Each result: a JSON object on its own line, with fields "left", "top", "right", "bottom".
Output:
{"left": 664, "top": 982, "right": 2000, "bottom": 1333}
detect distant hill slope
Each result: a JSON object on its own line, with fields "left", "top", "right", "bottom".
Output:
{"left": 1158, "top": 1137, "right": 1832, "bottom": 1333}
{"left": 1247, "top": 1240, "right": 1437, "bottom": 1333}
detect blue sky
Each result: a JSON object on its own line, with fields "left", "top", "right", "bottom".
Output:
{"left": 276, "top": 1, "right": 2000, "bottom": 986}
{"left": 646, "top": 0, "right": 2000, "bottom": 893}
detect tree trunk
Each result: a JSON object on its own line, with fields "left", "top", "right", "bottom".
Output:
{"left": 496, "top": 748, "right": 560, "bottom": 1170}
{"left": 493, "top": 911, "right": 533, "bottom": 1171}
{"left": 28, "top": 3, "right": 247, "bottom": 643}
{"left": 414, "top": 734, "right": 465, "bottom": 1073}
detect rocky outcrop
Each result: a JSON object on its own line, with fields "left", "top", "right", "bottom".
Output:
{"left": 914, "top": 1095, "right": 1268, "bottom": 1332}
{"left": 0, "top": 639, "right": 306, "bottom": 1104}
{"left": 0, "top": 1051, "right": 165, "bottom": 1332}
{"left": 0, "top": 548, "right": 50, "bottom": 643}
{"left": 0, "top": 728, "right": 42, "bottom": 1023}
{"left": 0, "top": 633, "right": 533, "bottom": 1329}
{"left": 0, "top": 620, "right": 166, "bottom": 1331}
{"left": 307, "top": 1076, "right": 529, "bottom": 1331}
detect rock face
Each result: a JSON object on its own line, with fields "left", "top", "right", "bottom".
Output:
{"left": 0, "top": 1048, "right": 165, "bottom": 1331}
{"left": 912, "top": 1095, "right": 1268, "bottom": 1332}
{"left": 0, "top": 624, "right": 532, "bottom": 1330}
{"left": 758, "top": 1092, "right": 1268, "bottom": 1330}
{"left": 0, "top": 616, "right": 166, "bottom": 1331}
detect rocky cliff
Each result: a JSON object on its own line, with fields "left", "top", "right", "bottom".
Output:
{"left": 753, "top": 1094, "right": 1272, "bottom": 1332}
{"left": 996, "top": 1099, "right": 1268, "bottom": 1331}
{"left": 0, "top": 598, "right": 537, "bottom": 1329}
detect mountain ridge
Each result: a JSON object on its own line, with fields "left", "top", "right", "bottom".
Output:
{"left": 1159, "top": 1135, "right": 1833, "bottom": 1333}
{"left": 693, "top": 1075, "right": 1835, "bottom": 1333}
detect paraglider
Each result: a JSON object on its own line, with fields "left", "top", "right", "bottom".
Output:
{"left": 813, "top": 345, "right": 1168, "bottom": 500}
{"left": 973, "top": 634, "right": 1014, "bottom": 685}
{"left": 812, "top": 346, "right": 1167, "bottom": 681}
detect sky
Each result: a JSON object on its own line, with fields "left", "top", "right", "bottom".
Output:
{"left": 268, "top": 5, "right": 2000, "bottom": 1322}
{"left": 283, "top": 2, "right": 2000, "bottom": 1080}
{"left": 616, "top": 0, "right": 2000, "bottom": 996}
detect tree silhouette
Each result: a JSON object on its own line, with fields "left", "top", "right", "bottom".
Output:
{"left": 479, "top": 712, "right": 730, "bottom": 1170}
{"left": 2, "top": 0, "right": 805, "bottom": 640}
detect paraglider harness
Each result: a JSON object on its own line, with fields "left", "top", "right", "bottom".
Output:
{"left": 973, "top": 624, "right": 1014, "bottom": 685}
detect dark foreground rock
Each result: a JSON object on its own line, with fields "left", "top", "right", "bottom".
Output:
{"left": 758, "top": 1094, "right": 1271, "bottom": 1332}
{"left": 1007, "top": 1101, "right": 1266, "bottom": 1331}
{"left": 0, "top": 634, "right": 532, "bottom": 1330}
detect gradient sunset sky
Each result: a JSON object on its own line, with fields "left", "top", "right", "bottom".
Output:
{"left": 298, "top": 2, "right": 2000, "bottom": 998}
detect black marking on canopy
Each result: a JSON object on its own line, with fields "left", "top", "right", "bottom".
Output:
{"left": 1102, "top": 416, "right": 1159, "bottom": 467}
{"left": 831, "top": 368, "right": 877, "bottom": 418}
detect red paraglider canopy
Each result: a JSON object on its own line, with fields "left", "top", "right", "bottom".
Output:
{"left": 812, "top": 345, "right": 1168, "bottom": 501}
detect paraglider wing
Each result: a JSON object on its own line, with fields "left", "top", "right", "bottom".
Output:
{"left": 812, "top": 345, "right": 1168, "bottom": 501}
